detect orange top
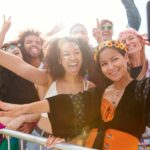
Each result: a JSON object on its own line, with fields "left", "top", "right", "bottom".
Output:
{"left": 101, "top": 98, "right": 139, "bottom": 150}
{"left": 101, "top": 98, "right": 115, "bottom": 122}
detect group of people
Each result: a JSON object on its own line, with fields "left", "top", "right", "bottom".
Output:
{"left": 0, "top": 0, "right": 149, "bottom": 150}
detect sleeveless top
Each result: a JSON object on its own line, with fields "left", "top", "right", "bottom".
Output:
{"left": 41, "top": 82, "right": 58, "bottom": 117}
{"left": 46, "top": 80, "right": 102, "bottom": 139}
{"left": 41, "top": 80, "right": 90, "bottom": 118}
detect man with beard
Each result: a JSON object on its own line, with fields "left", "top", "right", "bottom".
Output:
{"left": 17, "top": 30, "right": 44, "bottom": 149}
{"left": 18, "top": 29, "right": 44, "bottom": 68}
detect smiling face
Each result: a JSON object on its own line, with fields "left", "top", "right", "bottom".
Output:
{"left": 118, "top": 32, "right": 143, "bottom": 55}
{"left": 99, "top": 48, "right": 128, "bottom": 82}
{"left": 59, "top": 41, "right": 83, "bottom": 76}
{"left": 23, "top": 35, "right": 42, "bottom": 58}
{"left": 100, "top": 21, "right": 113, "bottom": 41}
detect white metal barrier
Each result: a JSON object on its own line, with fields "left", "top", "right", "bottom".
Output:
{"left": 0, "top": 128, "right": 98, "bottom": 150}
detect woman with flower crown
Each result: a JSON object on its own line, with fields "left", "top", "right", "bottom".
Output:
{"left": 118, "top": 27, "right": 150, "bottom": 80}
{"left": 91, "top": 40, "right": 150, "bottom": 149}
{"left": 1, "top": 40, "right": 150, "bottom": 150}
{"left": 0, "top": 41, "right": 150, "bottom": 150}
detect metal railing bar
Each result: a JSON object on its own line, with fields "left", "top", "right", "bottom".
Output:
{"left": 7, "top": 136, "right": 10, "bottom": 150}
{"left": 0, "top": 129, "right": 97, "bottom": 150}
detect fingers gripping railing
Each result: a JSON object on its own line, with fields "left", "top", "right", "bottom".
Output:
{"left": 0, "top": 128, "right": 98, "bottom": 150}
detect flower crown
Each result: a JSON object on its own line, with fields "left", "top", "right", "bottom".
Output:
{"left": 98, "top": 40, "right": 127, "bottom": 51}
{"left": 94, "top": 40, "right": 127, "bottom": 61}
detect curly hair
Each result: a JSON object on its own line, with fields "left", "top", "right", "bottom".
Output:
{"left": 17, "top": 29, "right": 44, "bottom": 61}
{"left": 45, "top": 37, "right": 92, "bottom": 80}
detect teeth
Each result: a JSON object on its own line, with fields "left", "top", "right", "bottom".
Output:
{"left": 69, "top": 63, "right": 77, "bottom": 67}
{"left": 110, "top": 70, "right": 118, "bottom": 76}
{"left": 127, "top": 45, "right": 135, "bottom": 51}
{"left": 31, "top": 48, "right": 38, "bottom": 53}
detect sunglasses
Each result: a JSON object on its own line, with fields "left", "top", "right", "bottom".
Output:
{"left": 101, "top": 25, "right": 113, "bottom": 30}
{"left": 5, "top": 45, "right": 17, "bottom": 53}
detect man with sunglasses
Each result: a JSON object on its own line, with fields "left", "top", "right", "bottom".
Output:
{"left": 92, "top": 19, "right": 113, "bottom": 44}
{"left": 99, "top": 19, "right": 113, "bottom": 42}
{"left": 93, "top": 0, "right": 141, "bottom": 44}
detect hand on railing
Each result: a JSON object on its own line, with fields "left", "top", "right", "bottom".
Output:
{"left": 0, "top": 128, "right": 98, "bottom": 149}
{"left": 45, "top": 134, "right": 65, "bottom": 148}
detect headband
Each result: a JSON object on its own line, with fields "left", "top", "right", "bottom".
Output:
{"left": 94, "top": 40, "right": 127, "bottom": 60}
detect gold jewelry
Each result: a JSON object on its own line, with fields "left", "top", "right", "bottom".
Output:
{"left": 110, "top": 87, "right": 124, "bottom": 107}
{"left": 105, "top": 85, "right": 125, "bottom": 107}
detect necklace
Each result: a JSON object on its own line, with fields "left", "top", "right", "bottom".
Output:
{"left": 104, "top": 78, "right": 133, "bottom": 107}
{"left": 106, "top": 85, "right": 125, "bottom": 107}
{"left": 111, "top": 89, "right": 121, "bottom": 106}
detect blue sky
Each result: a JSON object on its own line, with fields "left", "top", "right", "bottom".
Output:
{"left": 0, "top": 0, "right": 148, "bottom": 45}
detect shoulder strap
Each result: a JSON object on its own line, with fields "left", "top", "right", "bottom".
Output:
{"left": 83, "top": 79, "right": 89, "bottom": 91}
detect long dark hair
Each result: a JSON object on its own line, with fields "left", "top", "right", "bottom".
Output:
{"left": 96, "top": 40, "right": 127, "bottom": 87}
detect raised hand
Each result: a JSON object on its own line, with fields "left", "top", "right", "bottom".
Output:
{"left": 92, "top": 18, "right": 103, "bottom": 44}
{"left": 1, "top": 15, "right": 11, "bottom": 34}
{"left": 92, "top": 28, "right": 103, "bottom": 43}
{"left": 46, "top": 23, "right": 65, "bottom": 36}
{"left": 0, "top": 15, "right": 12, "bottom": 47}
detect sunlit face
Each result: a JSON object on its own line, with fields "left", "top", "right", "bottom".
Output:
{"left": 23, "top": 35, "right": 42, "bottom": 58}
{"left": 70, "top": 26, "right": 89, "bottom": 43}
{"left": 59, "top": 41, "right": 82, "bottom": 76}
{"left": 6, "top": 45, "right": 23, "bottom": 58}
{"left": 119, "top": 32, "right": 142, "bottom": 54}
{"left": 99, "top": 48, "right": 128, "bottom": 82}
{"left": 100, "top": 22, "right": 113, "bottom": 41}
